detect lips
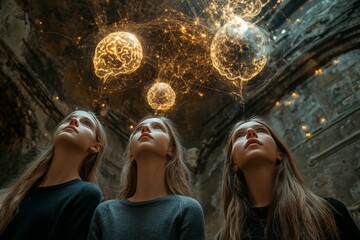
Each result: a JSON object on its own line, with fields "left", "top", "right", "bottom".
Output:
{"left": 63, "top": 125, "right": 78, "bottom": 133}
{"left": 139, "top": 132, "right": 153, "bottom": 141}
{"left": 245, "top": 138, "right": 261, "bottom": 149}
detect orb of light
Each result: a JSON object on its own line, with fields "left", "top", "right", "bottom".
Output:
{"left": 93, "top": 31, "right": 143, "bottom": 82}
{"left": 210, "top": 17, "right": 268, "bottom": 81}
{"left": 147, "top": 82, "right": 176, "bottom": 111}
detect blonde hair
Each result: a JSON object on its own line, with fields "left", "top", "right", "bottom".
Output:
{"left": 219, "top": 117, "right": 340, "bottom": 240}
{"left": 118, "top": 116, "right": 191, "bottom": 198}
{"left": 0, "top": 110, "right": 107, "bottom": 233}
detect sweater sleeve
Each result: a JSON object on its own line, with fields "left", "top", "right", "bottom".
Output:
{"left": 179, "top": 197, "right": 206, "bottom": 240}
{"left": 63, "top": 184, "right": 102, "bottom": 240}
{"left": 326, "top": 197, "right": 360, "bottom": 240}
{"left": 87, "top": 204, "right": 105, "bottom": 240}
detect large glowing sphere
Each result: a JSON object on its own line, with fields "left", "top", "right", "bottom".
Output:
{"left": 93, "top": 31, "right": 143, "bottom": 82}
{"left": 147, "top": 82, "right": 176, "bottom": 111}
{"left": 210, "top": 17, "right": 268, "bottom": 81}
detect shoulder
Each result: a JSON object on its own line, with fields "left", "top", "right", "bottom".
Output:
{"left": 175, "top": 195, "right": 203, "bottom": 208}
{"left": 324, "top": 197, "right": 349, "bottom": 214}
{"left": 173, "top": 195, "right": 204, "bottom": 215}
{"left": 324, "top": 197, "right": 360, "bottom": 238}
{"left": 95, "top": 199, "right": 123, "bottom": 213}
{"left": 73, "top": 181, "right": 102, "bottom": 201}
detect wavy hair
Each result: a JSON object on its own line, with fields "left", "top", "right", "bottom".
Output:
{"left": 0, "top": 110, "right": 107, "bottom": 233}
{"left": 118, "top": 116, "right": 191, "bottom": 198}
{"left": 218, "top": 117, "right": 339, "bottom": 240}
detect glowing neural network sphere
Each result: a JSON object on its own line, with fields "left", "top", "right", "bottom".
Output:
{"left": 147, "top": 82, "right": 176, "bottom": 111}
{"left": 210, "top": 17, "right": 268, "bottom": 81}
{"left": 93, "top": 31, "right": 143, "bottom": 82}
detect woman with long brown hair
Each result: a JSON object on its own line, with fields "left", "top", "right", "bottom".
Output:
{"left": 0, "top": 110, "right": 107, "bottom": 240}
{"left": 218, "top": 117, "right": 360, "bottom": 240}
{"left": 88, "top": 116, "right": 205, "bottom": 240}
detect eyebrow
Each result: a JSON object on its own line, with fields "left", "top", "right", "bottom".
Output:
{"left": 136, "top": 121, "right": 166, "bottom": 130}
{"left": 235, "top": 124, "right": 267, "bottom": 132}
{"left": 68, "top": 115, "right": 96, "bottom": 125}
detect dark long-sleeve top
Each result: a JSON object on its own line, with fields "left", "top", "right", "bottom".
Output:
{"left": 248, "top": 197, "right": 360, "bottom": 240}
{"left": 1, "top": 179, "right": 102, "bottom": 240}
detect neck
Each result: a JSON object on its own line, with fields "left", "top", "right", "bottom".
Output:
{"left": 129, "top": 153, "right": 168, "bottom": 202}
{"left": 41, "top": 145, "right": 87, "bottom": 187}
{"left": 243, "top": 162, "right": 275, "bottom": 207}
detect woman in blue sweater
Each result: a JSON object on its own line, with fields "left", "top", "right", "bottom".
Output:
{"left": 0, "top": 110, "right": 107, "bottom": 240}
{"left": 88, "top": 116, "right": 205, "bottom": 240}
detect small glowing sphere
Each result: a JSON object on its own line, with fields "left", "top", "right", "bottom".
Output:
{"left": 147, "top": 82, "right": 176, "bottom": 111}
{"left": 93, "top": 31, "right": 143, "bottom": 82}
{"left": 210, "top": 17, "right": 268, "bottom": 81}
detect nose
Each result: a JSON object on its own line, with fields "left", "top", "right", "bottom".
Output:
{"left": 69, "top": 117, "right": 79, "bottom": 127}
{"left": 246, "top": 128, "right": 258, "bottom": 139}
{"left": 141, "top": 124, "right": 151, "bottom": 133}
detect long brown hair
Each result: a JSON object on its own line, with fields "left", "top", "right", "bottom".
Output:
{"left": 118, "top": 116, "right": 191, "bottom": 198}
{"left": 219, "top": 117, "right": 340, "bottom": 240}
{"left": 0, "top": 110, "right": 107, "bottom": 233}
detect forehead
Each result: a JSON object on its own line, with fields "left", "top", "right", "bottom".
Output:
{"left": 138, "top": 117, "right": 166, "bottom": 126}
{"left": 68, "top": 111, "right": 96, "bottom": 123}
{"left": 235, "top": 121, "right": 266, "bottom": 132}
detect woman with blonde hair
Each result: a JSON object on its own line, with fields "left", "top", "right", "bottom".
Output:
{"left": 88, "top": 116, "right": 205, "bottom": 240}
{"left": 218, "top": 117, "right": 360, "bottom": 240}
{"left": 0, "top": 110, "right": 107, "bottom": 240}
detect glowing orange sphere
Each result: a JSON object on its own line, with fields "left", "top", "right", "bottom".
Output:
{"left": 93, "top": 31, "right": 143, "bottom": 82}
{"left": 147, "top": 82, "right": 176, "bottom": 111}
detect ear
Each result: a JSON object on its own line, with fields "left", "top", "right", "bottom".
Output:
{"left": 167, "top": 145, "right": 174, "bottom": 157}
{"left": 232, "top": 163, "right": 239, "bottom": 172}
{"left": 89, "top": 143, "right": 102, "bottom": 153}
{"left": 276, "top": 152, "right": 283, "bottom": 161}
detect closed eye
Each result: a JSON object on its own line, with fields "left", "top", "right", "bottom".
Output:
{"left": 81, "top": 119, "right": 93, "bottom": 128}
{"left": 257, "top": 127, "right": 268, "bottom": 134}
{"left": 152, "top": 123, "right": 166, "bottom": 131}
{"left": 234, "top": 132, "right": 246, "bottom": 139}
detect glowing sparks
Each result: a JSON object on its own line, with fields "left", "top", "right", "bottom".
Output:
{"left": 93, "top": 31, "right": 143, "bottom": 83}
{"left": 210, "top": 17, "right": 268, "bottom": 81}
{"left": 147, "top": 82, "right": 176, "bottom": 111}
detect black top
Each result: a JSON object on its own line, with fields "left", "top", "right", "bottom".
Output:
{"left": 247, "top": 197, "right": 360, "bottom": 240}
{"left": 1, "top": 179, "right": 102, "bottom": 240}
{"left": 217, "top": 198, "right": 360, "bottom": 240}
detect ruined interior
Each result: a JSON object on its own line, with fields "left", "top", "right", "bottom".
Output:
{"left": 1, "top": 0, "right": 359, "bottom": 238}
